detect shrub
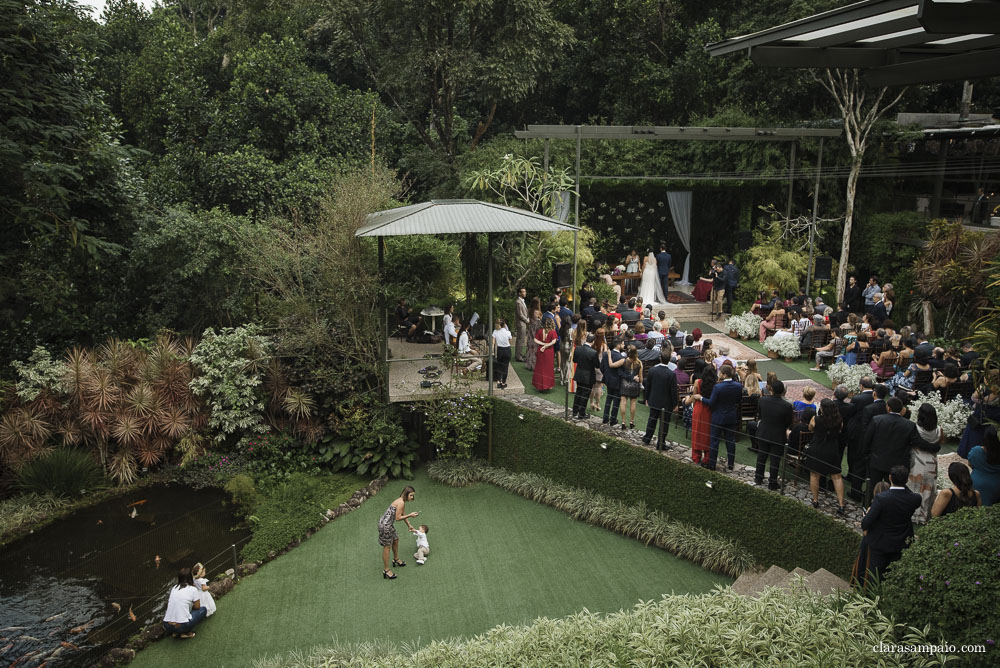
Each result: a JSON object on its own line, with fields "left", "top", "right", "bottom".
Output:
{"left": 15, "top": 448, "right": 107, "bottom": 498}
{"left": 236, "top": 432, "right": 325, "bottom": 490}
{"left": 882, "top": 505, "right": 1000, "bottom": 666}
{"left": 327, "top": 404, "right": 416, "bottom": 479}
{"left": 252, "top": 587, "right": 952, "bottom": 668}
{"left": 240, "top": 472, "right": 365, "bottom": 562}
{"left": 11, "top": 346, "right": 67, "bottom": 401}
{"left": 177, "top": 450, "right": 250, "bottom": 489}
{"left": 724, "top": 311, "right": 762, "bottom": 339}
{"left": 590, "top": 280, "right": 616, "bottom": 306}
{"left": 188, "top": 325, "right": 272, "bottom": 442}
{"left": 225, "top": 473, "right": 259, "bottom": 514}
{"left": 483, "top": 400, "right": 861, "bottom": 578}
{"left": 0, "top": 493, "right": 71, "bottom": 543}
{"left": 427, "top": 459, "right": 755, "bottom": 577}
{"left": 424, "top": 391, "right": 490, "bottom": 460}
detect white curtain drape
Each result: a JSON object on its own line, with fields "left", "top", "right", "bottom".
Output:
{"left": 666, "top": 191, "right": 693, "bottom": 284}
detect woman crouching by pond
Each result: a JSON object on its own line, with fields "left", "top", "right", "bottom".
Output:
{"left": 378, "top": 485, "right": 418, "bottom": 579}
{"left": 162, "top": 568, "right": 206, "bottom": 639}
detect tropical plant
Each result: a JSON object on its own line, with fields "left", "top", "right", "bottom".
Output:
{"left": 252, "top": 586, "right": 954, "bottom": 668}
{"left": 424, "top": 390, "right": 491, "bottom": 460}
{"left": 882, "top": 505, "right": 1000, "bottom": 667}
{"left": 325, "top": 404, "right": 416, "bottom": 479}
{"left": 224, "top": 473, "right": 260, "bottom": 515}
{"left": 724, "top": 312, "right": 763, "bottom": 339}
{"left": 427, "top": 459, "right": 754, "bottom": 577}
{"left": 188, "top": 326, "right": 272, "bottom": 443}
{"left": 764, "top": 334, "right": 802, "bottom": 360}
{"left": 912, "top": 220, "right": 1000, "bottom": 338}
{"left": 742, "top": 223, "right": 808, "bottom": 296}
{"left": 15, "top": 448, "right": 108, "bottom": 498}
{"left": 0, "top": 493, "right": 72, "bottom": 544}
{"left": 11, "top": 347, "right": 68, "bottom": 402}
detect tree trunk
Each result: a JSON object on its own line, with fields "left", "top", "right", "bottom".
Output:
{"left": 922, "top": 300, "right": 935, "bottom": 337}
{"left": 836, "top": 157, "right": 863, "bottom": 299}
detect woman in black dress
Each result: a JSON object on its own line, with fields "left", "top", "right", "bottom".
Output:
{"left": 804, "top": 398, "right": 846, "bottom": 515}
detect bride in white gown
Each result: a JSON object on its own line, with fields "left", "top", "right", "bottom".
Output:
{"left": 637, "top": 252, "right": 668, "bottom": 306}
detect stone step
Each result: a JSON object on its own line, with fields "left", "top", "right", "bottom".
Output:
{"left": 733, "top": 564, "right": 851, "bottom": 598}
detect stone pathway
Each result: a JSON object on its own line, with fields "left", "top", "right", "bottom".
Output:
{"left": 502, "top": 393, "right": 865, "bottom": 532}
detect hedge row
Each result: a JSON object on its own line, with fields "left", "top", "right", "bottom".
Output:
{"left": 426, "top": 459, "right": 755, "bottom": 577}
{"left": 481, "top": 399, "right": 861, "bottom": 579}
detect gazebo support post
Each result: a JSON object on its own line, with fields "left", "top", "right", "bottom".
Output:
{"left": 806, "top": 138, "right": 824, "bottom": 291}
{"left": 487, "top": 233, "right": 494, "bottom": 463}
{"left": 378, "top": 236, "right": 387, "bottom": 402}
{"left": 786, "top": 141, "right": 796, "bottom": 220}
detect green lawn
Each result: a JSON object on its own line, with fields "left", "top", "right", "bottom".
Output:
{"left": 133, "top": 469, "right": 728, "bottom": 668}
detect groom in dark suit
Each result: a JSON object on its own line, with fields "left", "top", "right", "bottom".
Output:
{"left": 655, "top": 243, "right": 671, "bottom": 300}
{"left": 572, "top": 335, "right": 600, "bottom": 419}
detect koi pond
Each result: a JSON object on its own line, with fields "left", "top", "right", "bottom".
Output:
{"left": 0, "top": 484, "right": 248, "bottom": 666}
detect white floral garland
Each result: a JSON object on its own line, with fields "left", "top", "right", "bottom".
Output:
{"left": 825, "top": 361, "right": 874, "bottom": 393}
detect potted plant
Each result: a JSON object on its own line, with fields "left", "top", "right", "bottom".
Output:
{"left": 724, "top": 312, "right": 762, "bottom": 340}
{"left": 764, "top": 335, "right": 800, "bottom": 362}
{"left": 907, "top": 391, "right": 974, "bottom": 439}
{"left": 826, "top": 361, "right": 874, "bottom": 393}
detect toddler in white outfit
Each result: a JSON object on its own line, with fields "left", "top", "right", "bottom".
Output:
{"left": 410, "top": 524, "right": 430, "bottom": 564}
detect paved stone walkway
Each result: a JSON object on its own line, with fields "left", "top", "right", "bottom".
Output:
{"left": 501, "top": 393, "right": 865, "bottom": 532}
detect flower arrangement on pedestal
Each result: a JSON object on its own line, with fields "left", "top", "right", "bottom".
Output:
{"left": 826, "top": 361, "right": 873, "bottom": 393}
{"left": 764, "top": 335, "right": 801, "bottom": 361}
{"left": 724, "top": 312, "right": 762, "bottom": 340}
{"left": 907, "top": 391, "right": 974, "bottom": 439}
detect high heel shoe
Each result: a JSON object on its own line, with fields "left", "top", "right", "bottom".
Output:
{"left": 392, "top": 558, "right": 407, "bottom": 567}
{"left": 629, "top": 422, "right": 635, "bottom": 429}
{"left": 383, "top": 569, "right": 396, "bottom": 579}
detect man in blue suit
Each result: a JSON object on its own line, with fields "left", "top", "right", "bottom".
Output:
{"left": 859, "top": 465, "right": 921, "bottom": 581}
{"left": 601, "top": 337, "right": 627, "bottom": 426}
{"left": 642, "top": 348, "right": 679, "bottom": 450}
{"left": 655, "top": 242, "right": 672, "bottom": 300}
{"left": 697, "top": 364, "right": 743, "bottom": 470}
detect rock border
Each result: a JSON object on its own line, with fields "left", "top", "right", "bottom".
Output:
{"left": 97, "top": 475, "right": 389, "bottom": 667}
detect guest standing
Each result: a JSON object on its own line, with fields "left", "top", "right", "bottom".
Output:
{"left": 524, "top": 297, "right": 542, "bottom": 371}
{"left": 754, "top": 379, "right": 793, "bottom": 490}
{"left": 843, "top": 276, "right": 862, "bottom": 313}
{"left": 515, "top": 288, "right": 529, "bottom": 362}
{"left": 619, "top": 346, "right": 644, "bottom": 430}
{"left": 378, "top": 486, "right": 418, "bottom": 579}
{"left": 492, "top": 319, "right": 513, "bottom": 390}
{"left": 864, "top": 397, "right": 924, "bottom": 502}
{"left": 642, "top": 348, "right": 679, "bottom": 450}
{"left": 857, "top": 466, "right": 921, "bottom": 582}
{"left": 931, "top": 463, "right": 981, "bottom": 517}
{"left": 908, "top": 403, "right": 942, "bottom": 524}
{"left": 686, "top": 366, "right": 716, "bottom": 465}
{"left": 572, "top": 334, "right": 600, "bottom": 419}
{"left": 804, "top": 399, "right": 847, "bottom": 514}
{"left": 969, "top": 427, "right": 1000, "bottom": 506}
{"left": 655, "top": 243, "right": 672, "bottom": 300}
{"left": 531, "top": 318, "right": 557, "bottom": 392}
{"left": 600, "top": 336, "right": 627, "bottom": 426}
{"left": 697, "top": 364, "right": 743, "bottom": 471}
{"left": 589, "top": 329, "right": 608, "bottom": 411}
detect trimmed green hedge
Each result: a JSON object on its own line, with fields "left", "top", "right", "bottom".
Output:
{"left": 483, "top": 399, "right": 860, "bottom": 579}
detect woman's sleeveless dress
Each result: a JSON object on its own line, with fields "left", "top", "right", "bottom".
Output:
{"left": 378, "top": 503, "right": 397, "bottom": 546}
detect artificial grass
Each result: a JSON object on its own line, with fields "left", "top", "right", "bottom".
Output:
{"left": 132, "top": 469, "right": 728, "bottom": 668}
{"left": 678, "top": 321, "right": 720, "bottom": 334}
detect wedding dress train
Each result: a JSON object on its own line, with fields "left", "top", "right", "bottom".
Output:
{"left": 637, "top": 252, "right": 668, "bottom": 306}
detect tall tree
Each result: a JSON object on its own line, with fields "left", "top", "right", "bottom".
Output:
{"left": 318, "top": 0, "right": 573, "bottom": 161}
{"left": 813, "top": 68, "right": 906, "bottom": 298}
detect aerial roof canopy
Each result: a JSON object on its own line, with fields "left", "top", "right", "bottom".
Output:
{"left": 706, "top": 0, "right": 1000, "bottom": 86}
{"left": 355, "top": 200, "right": 579, "bottom": 237}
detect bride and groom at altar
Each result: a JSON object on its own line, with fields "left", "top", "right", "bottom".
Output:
{"left": 634, "top": 243, "right": 672, "bottom": 307}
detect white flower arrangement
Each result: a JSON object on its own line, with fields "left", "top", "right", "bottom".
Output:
{"left": 826, "top": 361, "right": 874, "bottom": 393}
{"left": 908, "top": 391, "right": 974, "bottom": 439}
{"left": 764, "top": 335, "right": 802, "bottom": 359}
{"left": 724, "top": 312, "right": 762, "bottom": 339}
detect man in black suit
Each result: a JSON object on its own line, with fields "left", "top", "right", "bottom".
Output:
{"left": 571, "top": 335, "right": 600, "bottom": 419}
{"left": 959, "top": 342, "right": 980, "bottom": 369}
{"left": 860, "top": 384, "right": 888, "bottom": 437}
{"left": 859, "top": 465, "right": 921, "bottom": 581}
{"left": 642, "top": 348, "right": 679, "bottom": 450}
{"left": 833, "top": 384, "right": 857, "bottom": 457}
{"left": 621, "top": 298, "right": 640, "bottom": 325}
{"left": 870, "top": 293, "right": 888, "bottom": 328}
{"left": 864, "top": 398, "right": 930, "bottom": 504}
{"left": 601, "top": 337, "right": 627, "bottom": 426}
{"left": 637, "top": 337, "right": 661, "bottom": 364}
{"left": 913, "top": 332, "right": 933, "bottom": 361}
{"left": 590, "top": 302, "right": 609, "bottom": 330}
{"left": 699, "top": 364, "right": 744, "bottom": 471}
{"left": 754, "top": 380, "right": 794, "bottom": 489}
{"left": 679, "top": 335, "right": 700, "bottom": 359}
{"left": 581, "top": 298, "right": 598, "bottom": 319}
{"left": 846, "top": 376, "right": 875, "bottom": 502}
{"left": 615, "top": 296, "right": 629, "bottom": 314}
{"left": 655, "top": 243, "right": 672, "bottom": 299}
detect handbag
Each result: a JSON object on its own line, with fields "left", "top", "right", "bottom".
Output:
{"left": 621, "top": 377, "right": 641, "bottom": 398}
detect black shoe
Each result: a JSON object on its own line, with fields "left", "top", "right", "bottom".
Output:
{"left": 836, "top": 505, "right": 847, "bottom": 516}
{"left": 383, "top": 570, "right": 397, "bottom": 579}
{"left": 727, "top": 463, "right": 735, "bottom": 471}
{"left": 601, "top": 419, "right": 609, "bottom": 425}
{"left": 629, "top": 422, "right": 635, "bottom": 429}
{"left": 641, "top": 438, "right": 651, "bottom": 446}
{"left": 392, "top": 559, "right": 406, "bottom": 567}
{"left": 768, "top": 483, "right": 780, "bottom": 491}
{"left": 811, "top": 501, "right": 820, "bottom": 509}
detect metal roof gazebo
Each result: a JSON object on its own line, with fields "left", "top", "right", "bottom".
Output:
{"left": 705, "top": 0, "right": 1000, "bottom": 86}
{"left": 355, "top": 199, "right": 580, "bottom": 407}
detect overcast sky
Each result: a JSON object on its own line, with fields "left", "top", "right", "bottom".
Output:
{"left": 78, "top": 0, "right": 155, "bottom": 20}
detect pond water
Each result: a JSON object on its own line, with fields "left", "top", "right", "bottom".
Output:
{"left": 0, "top": 484, "right": 249, "bottom": 667}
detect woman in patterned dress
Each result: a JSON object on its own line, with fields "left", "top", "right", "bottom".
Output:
{"left": 378, "top": 485, "right": 418, "bottom": 579}
{"left": 524, "top": 297, "right": 542, "bottom": 371}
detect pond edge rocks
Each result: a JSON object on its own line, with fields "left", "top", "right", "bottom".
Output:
{"left": 99, "top": 475, "right": 389, "bottom": 667}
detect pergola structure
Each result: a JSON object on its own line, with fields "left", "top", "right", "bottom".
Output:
{"left": 355, "top": 199, "right": 580, "bottom": 407}
{"left": 705, "top": 0, "right": 1000, "bottom": 86}
{"left": 515, "top": 124, "right": 842, "bottom": 286}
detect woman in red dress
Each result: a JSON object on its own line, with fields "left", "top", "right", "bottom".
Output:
{"left": 532, "top": 317, "right": 558, "bottom": 392}
{"left": 685, "top": 365, "right": 716, "bottom": 464}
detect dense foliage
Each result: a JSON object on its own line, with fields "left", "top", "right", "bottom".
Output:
{"left": 15, "top": 447, "right": 107, "bottom": 498}
{"left": 485, "top": 399, "right": 861, "bottom": 578}
{"left": 882, "top": 506, "right": 1000, "bottom": 666}
{"left": 254, "top": 587, "right": 952, "bottom": 668}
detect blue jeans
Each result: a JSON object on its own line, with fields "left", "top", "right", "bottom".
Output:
{"left": 163, "top": 605, "right": 207, "bottom": 635}
{"left": 708, "top": 422, "right": 737, "bottom": 470}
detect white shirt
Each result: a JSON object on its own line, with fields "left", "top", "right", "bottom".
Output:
{"left": 163, "top": 585, "right": 201, "bottom": 623}
{"left": 458, "top": 331, "right": 471, "bottom": 354}
{"left": 714, "top": 355, "right": 733, "bottom": 369}
{"left": 414, "top": 530, "right": 429, "bottom": 550}
{"left": 194, "top": 577, "right": 216, "bottom": 616}
{"left": 442, "top": 314, "right": 453, "bottom": 330}
{"left": 647, "top": 330, "right": 664, "bottom": 341}
{"left": 444, "top": 321, "right": 457, "bottom": 341}
{"left": 492, "top": 328, "right": 512, "bottom": 347}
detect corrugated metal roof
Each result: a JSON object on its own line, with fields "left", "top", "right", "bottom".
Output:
{"left": 355, "top": 199, "right": 580, "bottom": 237}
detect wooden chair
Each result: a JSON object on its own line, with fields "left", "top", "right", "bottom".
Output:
{"left": 785, "top": 430, "right": 812, "bottom": 478}
{"left": 874, "top": 351, "right": 899, "bottom": 382}
{"left": 805, "top": 329, "right": 831, "bottom": 359}
{"left": 739, "top": 394, "right": 759, "bottom": 433}
{"left": 941, "top": 379, "right": 975, "bottom": 403}
{"left": 854, "top": 346, "right": 872, "bottom": 368}
{"left": 679, "top": 355, "right": 698, "bottom": 375}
